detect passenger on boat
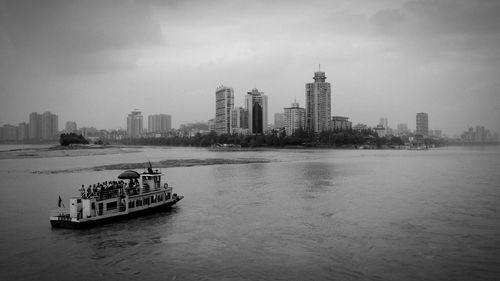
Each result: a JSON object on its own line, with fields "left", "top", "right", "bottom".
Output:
{"left": 80, "top": 185, "right": 85, "bottom": 198}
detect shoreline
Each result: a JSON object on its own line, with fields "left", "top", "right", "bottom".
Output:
{"left": 34, "top": 158, "right": 273, "bottom": 174}
{"left": 0, "top": 144, "right": 138, "bottom": 160}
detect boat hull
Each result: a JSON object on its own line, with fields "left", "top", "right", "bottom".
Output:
{"left": 50, "top": 197, "right": 183, "bottom": 229}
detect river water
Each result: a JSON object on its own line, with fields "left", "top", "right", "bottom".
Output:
{"left": 0, "top": 146, "right": 498, "bottom": 281}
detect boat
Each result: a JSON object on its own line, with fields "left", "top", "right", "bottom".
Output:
{"left": 50, "top": 164, "right": 183, "bottom": 228}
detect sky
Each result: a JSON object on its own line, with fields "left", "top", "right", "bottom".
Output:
{"left": 0, "top": 0, "right": 499, "bottom": 136}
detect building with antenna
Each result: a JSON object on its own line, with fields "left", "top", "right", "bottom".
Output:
{"left": 306, "top": 66, "right": 331, "bottom": 133}
{"left": 245, "top": 88, "right": 268, "bottom": 134}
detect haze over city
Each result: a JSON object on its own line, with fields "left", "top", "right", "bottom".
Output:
{"left": 1, "top": 0, "right": 499, "bottom": 136}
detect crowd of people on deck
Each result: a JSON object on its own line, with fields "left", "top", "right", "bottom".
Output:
{"left": 79, "top": 179, "right": 140, "bottom": 199}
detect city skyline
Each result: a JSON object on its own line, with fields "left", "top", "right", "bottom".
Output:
{"left": 1, "top": 0, "right": 499, "bottom": 136}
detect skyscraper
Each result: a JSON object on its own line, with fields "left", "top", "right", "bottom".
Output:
{"left": 284, "top": 102, "right": 306, "bottom": 136}
{"left": 28, "top": 111, "right": 58, "bottom": 141}
{"left": 416, "top": 112, "right": 428, "bottom": 136}
{"left": 29, "top": 112, "right": 42, "bottom": 141}
{"left": 245, "top": 88, "right": 268, "bottom": 134}
{"left": 127, "top": 110, "right": 143, "bottom": 138}
{"left": 18, "top": 122, "right": 29, "bottom": 141}
{"left": 475, "top": 126, "right": 486, "bottom": 142}
{"left": 306, "top": 68, "right": 331, "bottom": 133}
{"left": 215, "top": 86, "right": 234, "bottom": 135}
{"left": 274, "top": 113, "right": 285, "bottom": 129}
{"left": 230, "top": 107, "right": 248, "bottom": 134}
{"left": 148, "top": 114, "right": 172, "bottom": 133}
{"left": 41, "top": 111, "right": 58, "bottom": 140}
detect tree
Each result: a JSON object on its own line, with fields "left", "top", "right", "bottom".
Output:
{"left": 59, "top": 133, "right": 89, "bottom": 146}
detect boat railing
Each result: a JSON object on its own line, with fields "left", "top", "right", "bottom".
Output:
{"left": 50, "top": 210, "right": 69, "bottom": 218}
{"left": 83, "top": 189, "right": 127, "bottom": 201}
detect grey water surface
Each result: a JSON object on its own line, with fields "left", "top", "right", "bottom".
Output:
{"left": 0, "top": 146, "right": 499, "bottom": 281}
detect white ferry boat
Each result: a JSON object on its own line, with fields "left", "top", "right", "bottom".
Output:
{"left": 50, "top": 165, "right": 183, "bottom": 228}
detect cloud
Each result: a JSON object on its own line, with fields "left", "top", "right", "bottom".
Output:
{"left": 369, "top": 0, "right": 500, "bottom": 62}
{"left": 371, "top": 9, "right": 405, "bottom": 33}
{"left": 0, "top": 0, "right": 163, "bottom": 75}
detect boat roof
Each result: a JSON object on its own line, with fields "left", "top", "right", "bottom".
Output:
{"left": 142, "top": 168, "right": 162, "bottom": 175}
{"left": 117, "top": 170, "right": 140, "bottom": 179}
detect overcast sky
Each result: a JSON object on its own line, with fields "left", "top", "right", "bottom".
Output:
{"left": 1, "top": 0, "right": 499, "bottom": 136}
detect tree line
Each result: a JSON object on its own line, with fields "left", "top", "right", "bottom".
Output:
{"left": 59, "top": 133, "right": 89, "bottom": 146}
{"left": 120, "top": 129, "right": 409, "bottom": 148}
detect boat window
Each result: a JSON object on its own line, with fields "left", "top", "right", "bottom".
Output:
{"left": 151, "top": 195, "right": 157, "bottom": 203}
{"left": 128, "top": 201, "right": 135, "bottom": 208}
{"left": 158, "top": 194, "right": 163, "bottom": 201}
{"left": 136, "top": 199, "right": 142, "bottom": 207}
{"left": 166, "top": 193, "right": 171, "bottom": 200}
{"left": 144, "top": 198, "right": 150, "bottom": 205}
{"left": 106, "top": 201, "right": 117, "bottom": 210}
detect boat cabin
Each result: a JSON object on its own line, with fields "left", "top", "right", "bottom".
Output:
{"left": 68, "top": 169, "right": 173, "bottom": 221}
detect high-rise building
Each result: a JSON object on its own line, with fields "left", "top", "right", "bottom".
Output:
{"left": 475, "top": 126, "right": 486, "bottom": 142}
{"left": 1, "top": 125, "right": 18, "bottom": 141}
{"left": 29, "top": 112, "right": 41, "bottom": 141}
{"left": 41, "top": 111, "right": 58, "bottom": 140}
{"left": 127, "top": 110, "right": 143, "bottom": 138}
{"left": 416, "top": 112, "right": 428, "bottom": 136}
{"left": 17, "top": 122, "right": 29, "bottom": 141}
{"left": 230, "top": 107, "right": 248, "bottom": 134}
{"left": 306, "top": 68, "right": 331, "bottom": 133}
{"left": 274, "top": 113, "right": 285, "bottom": 129}
{"left": 284, "top": 102, "right": 306, "bottom": 136}
{"left": 208, "top": 119, "right": 215, "bottom": 132}
{"left": 148, "top": 114, "right": 172, "bottom": 133}
{"left": 331, "top": 116, "right": 352, "bottom": 131}
{"left": 28, "top": 111, "right": 58, "bottom": 141}
{"left": 65, "top": 121, "right": 77, "bottom": 133}
{"left": 215, "top": 86, "right": 234, "bottom": 135}
{"left": 245, "top": 88, "right": 268, "bottom": 134}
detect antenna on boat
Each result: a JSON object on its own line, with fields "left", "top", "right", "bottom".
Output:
{"left": 147, "top": 160, "right": 154, "bottom": 174}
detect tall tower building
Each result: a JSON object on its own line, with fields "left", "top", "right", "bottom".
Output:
{"left": 29, "top": 112, "right": 41, "bottom": 141}
{"left": 306, "top": 67, "right": 331, "bottom": 133}
{"left": 41, "top": 112, "right": 58, "bottom": 140}
{"left": 475, "top": 126, "right": 486, "bottom": 142}
{"left": 284, "top": 102, "right": 306, "bottom": 136}
{"left": 148, "top": 114, "right": 172, "bottom": 133}
{"left": 127, "top": 110, "right": 143, "bottom": 138}
{"left": 274, "top": 113, "right": 285, "bottom": 129}
{"left": 230, "top": 107, "right": 248, "bottom": 134}
{"left": 416, "top": 112, "right": 428, "bottom": 136}
{"left": 215, "top": 86, "right": 234, "bottom": 135}
{"left": 18, "top": 122, "right": 29, "bottom": 141}
{"left": 245, "top": 88, "right": 268, "bottom": 134}
{"left": 29, "top": 112, "right": 58, "bottom": 141}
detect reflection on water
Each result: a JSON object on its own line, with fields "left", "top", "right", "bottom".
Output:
{"left": 0, "top": 146, "right": 499, "bottom": 281}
